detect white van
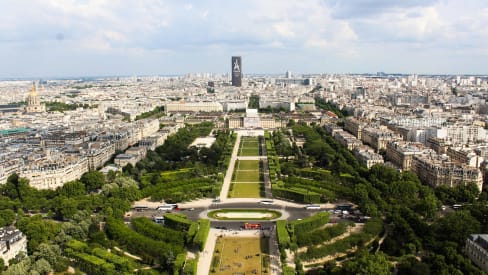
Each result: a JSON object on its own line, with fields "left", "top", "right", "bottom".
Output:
{"left": 259, "top": 200, "right": 274, "bottom": 205}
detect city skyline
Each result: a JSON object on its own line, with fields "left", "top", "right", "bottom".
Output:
{"left": 1, "top": 0, "right": 488, "bottom": 78}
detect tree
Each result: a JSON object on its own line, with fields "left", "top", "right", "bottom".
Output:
{"left": 33, "top": 243, "right": 63, "bottom": 271}
{"left": 342, "top": 251, "right": 391, "bottom": 275}
{"left": 57, "top": 181, "right": 85, "bottom": 197}
{"left": 0, "top": 209, "right": 16, "bottom": 227}
{"left": 80, "top": 171, "right": 106, "bottom": 192}
{"left": 397, "top": 256, "right": 431, "bottom": 275}
{"left": 0, "top": 258, "right": 4, "bottom": 272}
{"left": 432, "top": 211, "right": 481, "bottom": 248}
{"left": 31, "top": 258, "right": 52, "bottom": 275}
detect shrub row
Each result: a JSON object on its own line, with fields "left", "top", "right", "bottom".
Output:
{"left": 163, "top": 213, "right": 194, "bottom": 231}
{"left": 291, "top": 212, "right": 330, "bottom": 233}
{"left": 296, "top": 221, "right": 351, "bottom": 247}
{"left": 272, "top": 185, "right": 320, "bottom": 203}
{"left": 193, "top": 219, "right": 211, "bottom": 251}
{"left": 131, "top": 217, "right": 186, "bottom": 246}
{"left": 276, "top": 220, "right": 291, "bottom": 248}
{"left": 92, "top": 248, "right": 134, "bottom": 272}
{"left": 105, "top": 217, "right": 184, "bottom": 265}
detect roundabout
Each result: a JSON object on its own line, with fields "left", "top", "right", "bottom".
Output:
{"left": 207, "top": 208, "right": 282, "bottom": 220}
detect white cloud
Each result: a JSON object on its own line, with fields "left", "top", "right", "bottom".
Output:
{"left": 0, "top": 0, "right": 487, "bottom": 76}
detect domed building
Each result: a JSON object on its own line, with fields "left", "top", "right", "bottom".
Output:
{"left": 24, "top": 82, "right": 45, "bottom": 113}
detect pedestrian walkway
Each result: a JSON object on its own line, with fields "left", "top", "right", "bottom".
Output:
{"left": 219, "top": 134, "right": 241, "bottom": 201}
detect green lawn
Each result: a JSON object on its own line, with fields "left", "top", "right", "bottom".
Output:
{"left": 238, "top": 137, "right": 261, "bottom": 156}
{"left": 211, "top": 237, "right": 270, "bottom": 274}
{"left": 233, "top": 171, "right": 259, "bottom": 182}
{"left": 230, "top": 182, "right": 261, "bottom": 198}
{"left": 239, "top": 148, "right": 260, "bottom": 156}
{"left": 235, "top": 160, "right": 259, "bottom": 170}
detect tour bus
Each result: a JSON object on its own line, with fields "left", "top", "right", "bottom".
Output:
{"left": 156, "top": 204, "right": 178, "bottom": 211}
{"left": 305, "top": 204, "right": 321, "bottom": 210}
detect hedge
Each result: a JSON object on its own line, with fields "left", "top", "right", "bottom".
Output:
{"left": 299, "top": 218, "right": 383, "bottom": 261}
{"left": 105, "top": 218, "right": 185, "bottom": 265}
{"left": 183, "top": 257, "right": 198, "bottom": 275}
{"left": 283, "top": 265, "right": 295, "bottom": 275}
{"left": 272, "top": 186, "right": 320, "bottom": 203}
{"left": 187, "top": 222, "right": 199, "bottom": 244}
{"left": 132, "top": 217, "right": 186, "bottom": 246}
{"left": 163, "top": 213, "right": 194, "bottom": 231}
{"left": 276, "top": 220, "right": 291, "bottom": 248}
{"left": 66, "top": 239, "right": 89, "bottom": 252}
{"left": 173, "top": 253, "right": 187, "bottom": 275}
{"left": 193, "top": 219, "right": 211, "bottom": 251}
{"left": 72, "top": 252, "right": 115, "bottom": 275}
{"left": 291, "top": 212, "right": 330, "bottom": 234}
{"left": 296, "top": 221, "right": 351, "bottom": 247}
{"left": 92, "top": 248, "right": 134, "bottom": 272}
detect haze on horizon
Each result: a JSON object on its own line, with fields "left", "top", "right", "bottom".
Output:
{"left": 1, "top": 0, "right": 487, "bottom": 78}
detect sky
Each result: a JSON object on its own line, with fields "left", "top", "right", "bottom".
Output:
{"left": 1, "top": 0, "right": 487, "bottom": 78}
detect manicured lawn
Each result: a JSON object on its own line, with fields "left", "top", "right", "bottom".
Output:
{"left": 234, "top": 170, "right": 260, "bottom": 182}
{"left": 210, "top": 237, "right": 270, "bottom": 274}
{"left": 235, "top": 160, "right": 259, "bottom": 171}
{"left": 238, "top": 137, "right": 261, "bottom": 156}
{"left": 230, "top": 182, "right": 261, "bottom": 198}
{"left": 239, "top": 148, "right": 260, "bottom": 156}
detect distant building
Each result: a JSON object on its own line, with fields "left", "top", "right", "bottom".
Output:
{"left": 466, "top": 234, "right": 488, "bottom": 273}
{"left": 0, "top": 226, "right": 27, "bottom": 266}
{"left": 165, "top": 102, "right": 223, "bottom": 113}
{"left": 231, "top": 56, "right": 242, "bottom": 87}
{"left": 24, "top": 83, "right": 46, "bottom": 113}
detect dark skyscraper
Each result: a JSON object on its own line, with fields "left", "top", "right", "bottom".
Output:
{"left": 231, "top": 56, "right": 242, "bottom": 87}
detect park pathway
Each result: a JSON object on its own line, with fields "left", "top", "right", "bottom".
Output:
{"left": 219, "top": 134, "right": 241, "bottom": 201}
{"left": 196, "top": 228, "right": 219, "bottom": 275}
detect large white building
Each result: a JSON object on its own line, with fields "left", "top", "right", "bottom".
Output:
{"left": 165, "top": 102, "right": 223, "bottom": 113}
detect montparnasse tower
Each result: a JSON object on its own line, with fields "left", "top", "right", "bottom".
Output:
{"left": 25, "top": 82, "right": 46, "bottom": 113}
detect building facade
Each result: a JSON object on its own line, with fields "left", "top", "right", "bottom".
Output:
{"left": 466, "top": 234, "right": 488, "bottom": 273}
{"left": 231, "top": 56, "right": 242, "bottom": 87}
{"left": 0, "top": 227, "right": 28, "bottom": 266}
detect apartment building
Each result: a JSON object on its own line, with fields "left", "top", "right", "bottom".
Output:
{"left": 353, "top": 146, "right": 384, "bottom": 168}
{"left": 385, "top": 141, "right": 426, "bottom": 170}
{"left": 466, "top": 234, "right": 488, "bottom": 273}
{"left": 0, "top": 227, "right": 27, "bottom": 266}
{"left": 411, "top": 153, "right": 483, "bottom": 191}
{"left": 361, "top": 127, "right": 402, "bottom": 152}
{"left": 20, "top": 158, "right": 88, "bottom": 190}
{"left": 334, "top": 130, "right": 362, "bottom": 151}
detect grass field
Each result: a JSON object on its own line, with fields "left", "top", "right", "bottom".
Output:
{"left": 230, "top": 182, "right": 261, "bottom": 198}
{"left": 238, "top": 137, "right": 261, "bottom": 156}
{"left": 236, "top": 160, "right": 260, "bottom": 171}
{"left": 210, "top": 237, "right": 270, "bottom": 274}
{"left": 230, "top": 160, "right": 262, "bottom": 198}
{"left": 234, "top": 171, "right": 259, "bottom": 182}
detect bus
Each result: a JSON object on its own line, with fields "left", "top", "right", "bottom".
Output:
{"left": 259, "top": 200, "right": 274, "bottom": 205}
{"left": 156, "top": 204, "right": 178, "bottom": 211}
{"left": 305, "top": 204, "right": 321, "bottom": 210}
{"left": 133, "top": 206, "right": 149, "bottom": 212}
